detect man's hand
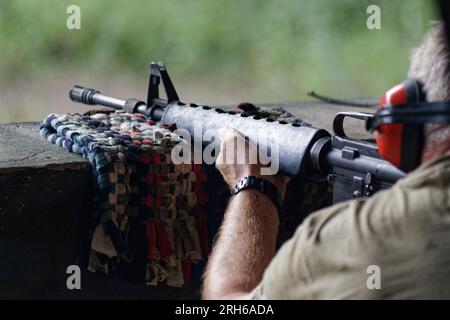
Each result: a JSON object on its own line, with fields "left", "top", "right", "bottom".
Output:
{"left": 216, "top": 128, "right": 290, "bottom": 198}
{"left": 202, "top": 128, "right": 290, "bottom": 300}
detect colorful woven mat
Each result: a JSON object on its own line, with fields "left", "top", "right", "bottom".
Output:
{"left": 40, "top": 111, "right": 216, "bottom": 286}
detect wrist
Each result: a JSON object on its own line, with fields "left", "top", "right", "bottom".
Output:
{"left": 235, "top": 189, "right": 280, "bottom": 218}
{"left": 244, "top": 170, "right": 287, "bottom": 199}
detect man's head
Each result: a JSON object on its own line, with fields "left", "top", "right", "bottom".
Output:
{"left": 408, "top": 21, "right": 450, "bottom": 101}
{"left": 407, "top": 21, "right": 450, "bottom": 163}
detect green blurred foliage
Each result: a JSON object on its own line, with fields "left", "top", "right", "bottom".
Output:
{"left": 0, "top": 0, "right": 435, "bottom": 104}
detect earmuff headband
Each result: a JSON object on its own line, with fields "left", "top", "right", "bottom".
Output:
{"left": 366, "top": 101, "right": 450, "bottom": 132}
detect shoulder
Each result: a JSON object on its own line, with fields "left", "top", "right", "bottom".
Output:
{"left": 260, "top": 157, "right": 450, "bottom": 299}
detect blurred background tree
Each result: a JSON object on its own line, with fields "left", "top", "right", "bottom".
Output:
{"left": 0, "top": 0, "right": 435, "bottom": 122}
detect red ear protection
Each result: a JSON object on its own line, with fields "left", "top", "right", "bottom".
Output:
{"left": 374, "top": 79, "right": 425, "bottom": 172}
{"left": 366, "top": 79, "right": 450, "bottom": 172}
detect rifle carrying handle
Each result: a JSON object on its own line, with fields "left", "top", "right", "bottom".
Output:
{"left": 333, "top": 112, "right": 374, "bottom": 139}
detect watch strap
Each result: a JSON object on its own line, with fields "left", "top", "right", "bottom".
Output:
{"left": 231, "top": 176, "right": 283, "bottom": 213}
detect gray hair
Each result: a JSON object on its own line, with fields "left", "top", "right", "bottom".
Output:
{"left": 408, "top": 21, "right": 450, "bottom": 102}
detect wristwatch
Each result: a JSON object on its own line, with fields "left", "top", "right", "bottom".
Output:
{"left": 231, "top": 176, "right": 283, "bottom": 213}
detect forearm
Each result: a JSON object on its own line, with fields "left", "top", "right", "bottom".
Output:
{"left": 202, "top": 189, "right": 279, "bottom": 299}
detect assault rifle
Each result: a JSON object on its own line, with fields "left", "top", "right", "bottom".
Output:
{"left": 69, "top": 61, "right": 405, "bottom": 204}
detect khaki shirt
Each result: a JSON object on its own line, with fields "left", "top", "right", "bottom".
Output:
{"left": 256, "top": 155, "right": 450, "bottom": 299}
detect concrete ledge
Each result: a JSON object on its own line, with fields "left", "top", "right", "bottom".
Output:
{"left": 0, "top": 123, "right": 89, "bottom": 170}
